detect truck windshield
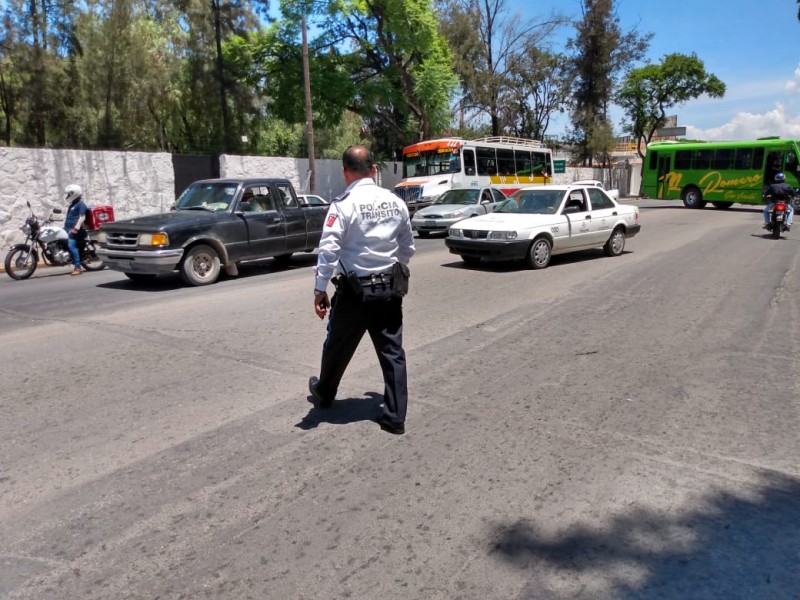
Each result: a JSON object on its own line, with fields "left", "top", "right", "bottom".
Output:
{"left": 176, "top": 183, "right": 238, "bottom": 211}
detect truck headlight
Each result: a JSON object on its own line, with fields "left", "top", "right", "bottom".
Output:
{"left": 96, "top": 231, "right": 107, "bottom": 244}
{"left": 139, "top": 232, "right": 169, "bottom": 246}
{"left": 489, "top": 231, "right": 518, "bottom": 240}
{"left": 449, "top": 228, "right": 463, "bottom": 238}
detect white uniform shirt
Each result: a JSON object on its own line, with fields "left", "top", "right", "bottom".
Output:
{"left": 314, "top": 177, "right": 415, "bottom": 292}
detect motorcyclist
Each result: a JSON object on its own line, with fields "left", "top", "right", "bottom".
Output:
{"left": 763, "top": 172, "right": 795, "bottom": 232}
{"left": 63, "top": 184, "right": 88, "bottom": 275}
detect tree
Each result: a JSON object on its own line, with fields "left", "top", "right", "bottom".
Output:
{"left": 501, "top": 48, "right": 570, "bottom": 140}
{"left": 616, "top": 53, "right": 725, "bottom": 160}
{"left": 567, "top": 0, "right": 651, "bottom": 165}
{"left": 438, "top": 0, "right": 564, "bottom": 136}
{"left": 260, "top": 0, "right": 457, "bottom": 158}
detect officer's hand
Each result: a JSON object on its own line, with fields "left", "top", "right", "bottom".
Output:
{"left": 314, "top": 291, "right": 330, "bottom": 319}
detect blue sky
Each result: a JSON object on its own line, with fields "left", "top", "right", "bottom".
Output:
{"left": 514, "top": 0, "right": 800, "bottom": 141}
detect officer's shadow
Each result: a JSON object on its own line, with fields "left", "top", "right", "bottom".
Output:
{"left": 295, "top": 391, "right": 383, "bottom": 430}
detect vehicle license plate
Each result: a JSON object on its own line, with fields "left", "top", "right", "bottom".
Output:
{"left": 777, "top": 214, "right": 784, "bottom": 222}
{"left": 425, "top": 220, "right": 436, "bottom": 227}
{"left": 117, "top": 259, "right": 133, "bottom": 269}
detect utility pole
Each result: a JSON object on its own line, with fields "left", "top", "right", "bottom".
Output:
{"left": 301, "top": 14, "right": 316, "bottom": 194}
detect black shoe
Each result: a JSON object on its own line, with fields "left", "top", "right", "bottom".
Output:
{"left": 785, "top": 225, "right": 791, "bottom": 232}
{"left": 308, "top": 376, "right": 333, "bottom": 409}
{"left": 376, "top": 414, "right": 405, "bottom": 435}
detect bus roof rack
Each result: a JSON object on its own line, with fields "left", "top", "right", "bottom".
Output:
{"left": 473, "top": 136, "right": 543, "bottom": 148}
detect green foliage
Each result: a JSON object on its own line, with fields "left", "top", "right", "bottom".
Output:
{"left": 567, "top": 0, "right": 651, "bottom": 165}
{"left": 617, "top": 53, "right": 725, "bottom": 159}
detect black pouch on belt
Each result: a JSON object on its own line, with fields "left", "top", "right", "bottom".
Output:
{"left": 343, "top": 271, "right": 364, "bottom": 299}
{"left": 392, "top": 262, "right": 410, "bottom": 297}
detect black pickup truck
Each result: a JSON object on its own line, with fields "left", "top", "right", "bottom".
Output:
{"left": 96, "top": 178, "right": 328, "bottom": 286}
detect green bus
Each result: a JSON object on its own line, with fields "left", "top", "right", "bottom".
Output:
{"left": 641, "top": 137, "right": 800, "bottom": 208}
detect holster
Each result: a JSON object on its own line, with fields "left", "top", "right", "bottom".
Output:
{"left": 391, "top": 262, "right": 410, "bottom": 297}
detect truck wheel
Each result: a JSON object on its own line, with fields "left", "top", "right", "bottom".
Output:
{"left": 180, "top": 244, "right": 220, "bottom": 286}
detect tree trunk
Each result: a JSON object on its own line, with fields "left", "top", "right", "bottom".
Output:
{"left": 212, "top": 0, "right": 232, "bottom": 153}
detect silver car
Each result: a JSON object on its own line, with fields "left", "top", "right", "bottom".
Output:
{"left": 411, "top": 187, "right": 508, "bottom": 237}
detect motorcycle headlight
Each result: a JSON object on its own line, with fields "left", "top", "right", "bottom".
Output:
{"left": 139, "top": 232, "right": 169, "bottom": 246}
{"left": 22, "top": 223, "right": 31, "bottom": 235}
{"left": 96, "top": 231, "right": 107, "bottom": 244}
{"left": 489, "top": 231, "right": 518, "bottom": 240}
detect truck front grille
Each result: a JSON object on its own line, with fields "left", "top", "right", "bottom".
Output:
{"left": 106, "top": 232, "right": 139, "bottom": 248}
{"left": 393, "top": 186, "right": 422, "bottom": 203}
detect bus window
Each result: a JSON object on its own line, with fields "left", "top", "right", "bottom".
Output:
{"left": 753, "top": 147, "right": 765, "bottom": 169}
{"left": 497, "top": 149, "right": 515, "bottom": 175}
{"left": 515, "top": 150, "right": 532, "bottom": 175}
{"left": 675, "top": 150, "right": 691, "bottom": 170}
{"left": 477, "top": 146, "right": 497, "bottom": 176}
{"left": 463, "top": 149, "right": 476, "bottom": 176}
{"left": 692, "top": 150, "right": 711, "bottom": 170}
{"left": 712, "top": 149, "right": 734, "bottom": 170}
{"left": 785, "top": 151, "right": 800, "bottom": 179}
{"left": 648, "top": 151, "right": 658, "bottom": 170}
{"left": 734, "top": 148, "right": 754, "bottom": 170}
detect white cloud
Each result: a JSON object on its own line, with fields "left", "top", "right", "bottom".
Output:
{"left": 786, "top": 65, "right": 800, "bottom": 94}
{"left": 685, "top": 103, "right": 800, "bottom": 141}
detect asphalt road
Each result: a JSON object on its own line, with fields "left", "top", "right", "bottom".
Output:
{"left": 1, "top": 200, "right": 799, "bottom": 599}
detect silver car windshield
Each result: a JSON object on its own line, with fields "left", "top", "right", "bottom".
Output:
{"left": 433, "top": 189, "right": 480, "bottom": 205}
{"left": 176, "top": 183, "right": 238, "bottom": 211}
{"left": 496, "top": 190, "right": 561, "bottom": 214}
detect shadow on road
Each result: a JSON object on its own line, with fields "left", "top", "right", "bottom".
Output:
{"left": 488, "top": 471, "right": 800, "bottom": 598}
{"left": 295, "top": 391, "right": 383, "bottom": 430}
{"left": 95, "top": 254, "right": 319, "bottom": 292}
{"left": 441, "top": 249, "right": 632, "bottom": 272}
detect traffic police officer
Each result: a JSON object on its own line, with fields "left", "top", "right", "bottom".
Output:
{"left": 309, "top": 145, "right": 415, "bottom": 434}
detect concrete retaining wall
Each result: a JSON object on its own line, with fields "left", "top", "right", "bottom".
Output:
{"left": 1, "top": 147, "right": 174, "bottom": 248}
{"left": 1, "top": 147, "right": 631, "bottom": 248}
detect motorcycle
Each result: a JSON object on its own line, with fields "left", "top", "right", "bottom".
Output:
{"left": 766, "top": 198, "right": 790, "bottom": 240}
{"left": 4, "top": 200, "right": 105, "bottom": 280}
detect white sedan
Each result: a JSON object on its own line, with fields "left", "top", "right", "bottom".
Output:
{"left": 411, "top": 186, "right": 508, "bottom": 236}
{"left": 445, "top": 184, "right": 641, "bottom": 268}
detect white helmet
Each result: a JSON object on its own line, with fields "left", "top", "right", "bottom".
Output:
{"left": 65, "top": 184, "right": 82, "bottom": 203}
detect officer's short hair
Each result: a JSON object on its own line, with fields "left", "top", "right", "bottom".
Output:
{"left": 343, "top": 145, "right": 374, "bottom": 175}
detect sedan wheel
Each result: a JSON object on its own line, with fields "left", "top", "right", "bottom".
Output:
{"left": 603, "top": 227, "right": 626, "bottom": 257}
{"left": 180, "top": 244, "right": 221, "bottom": 286}
{"left": 524, "top": 237, "right": 551, "bottom": 269}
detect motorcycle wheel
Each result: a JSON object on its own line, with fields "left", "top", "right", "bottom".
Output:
{"left": 772, "top": 221, "right": 782, "bottom": 239}
{"left": 4, "top": 245, "right": 39, "bottom": 280}
{"left": 80, "top": 242, "right": 105, "bottom": 272}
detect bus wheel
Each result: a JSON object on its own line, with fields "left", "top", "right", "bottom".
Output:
{"left": 712, "top": 201, "right": 733, "bottom": 210}
{"left": 682, "top": 186, "right": 705, "bottom": 209}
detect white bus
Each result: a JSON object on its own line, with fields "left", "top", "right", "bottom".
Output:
{"left": 393, "top": 136, "right": 552, "bottom": 211}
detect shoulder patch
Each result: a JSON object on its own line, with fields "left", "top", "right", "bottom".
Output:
{"left": 326, "top": 214, "right": 338, "bottom": 227}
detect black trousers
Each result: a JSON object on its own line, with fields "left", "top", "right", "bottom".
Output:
{"left": 316, "top": 290, "right": 408, "bottom": 423}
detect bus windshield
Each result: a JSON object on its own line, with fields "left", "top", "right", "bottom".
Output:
{"left": 403, "top": 149, "right": 461, "bottom": 178}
